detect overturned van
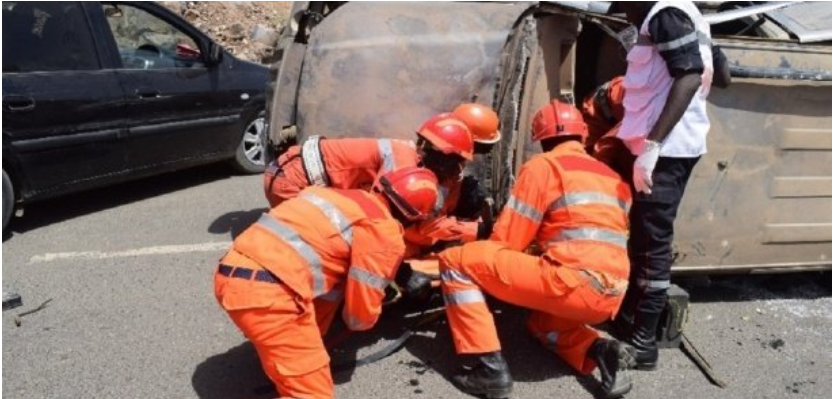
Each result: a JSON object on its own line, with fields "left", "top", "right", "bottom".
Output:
{"left": 266, "top": 1, "right": 832, "bottom": 273}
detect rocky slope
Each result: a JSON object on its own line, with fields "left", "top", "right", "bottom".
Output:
{"left": 159, "top": 1, "right": 291, "bottom": 64}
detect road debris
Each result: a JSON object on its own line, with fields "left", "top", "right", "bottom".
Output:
{"left": 680, "top": 333, "right": 728, "bottom": 388}
{"left": 2, "top": 285, "right": 22, "bottom": 311}
{"left": 13, "top": 298, "right": 53, "bottom": 327}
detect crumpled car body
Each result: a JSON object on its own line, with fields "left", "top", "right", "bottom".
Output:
{"left": 267, "top": 1, "right": 832, "bottom": 273}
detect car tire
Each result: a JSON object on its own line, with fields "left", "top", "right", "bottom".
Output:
{"left": 3, "top": 170, "right": 13, "bottom": 231}
{"left": 231, "top": 111, "right": 267, "bottom": 174}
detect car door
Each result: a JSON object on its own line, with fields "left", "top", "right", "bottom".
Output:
{"left": 98, "top": 2, "right": 244, "bottom": 171}
{"left": 2, "top": 1, "right": 129, "bottom": 201}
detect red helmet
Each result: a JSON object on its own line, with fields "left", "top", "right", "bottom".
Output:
{"left": 374, "top": 166, "right": 439, "bottom": 222}
{"left": 531, "top": 100, "right": 589, "bottom": 143}
{"left": 453, "top": 103, "right": 501, "bottom": 144}
{"left": 416, "top": 113, "right": 474, "bottom": 161}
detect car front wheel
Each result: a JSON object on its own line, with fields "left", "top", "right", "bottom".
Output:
{"left": 230, "top": 111, "right": 267, "bottom": 174}
{"left": 3, "top": 170, "right": 13, "bottom": 231}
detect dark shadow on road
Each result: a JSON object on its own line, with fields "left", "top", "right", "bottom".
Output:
{"left": 330, "top": 295, "right": 589, "bottom": 393}
{"left": 675, "top": 271, "right": 832, "bottom": 304}
{"left": 208, "top": 208, "right": 267, "bottom": 240}
{"left": 192, "top": 341, "right": 276, "bottom": 399}
{"left": 4, "top": 163, "right": 236, "bottom": 241}
{"left": 197, "top": 295, "right": 609, "bottom": 399}
{"left": 404, "top": 300, "right": 578, "bottom": 378}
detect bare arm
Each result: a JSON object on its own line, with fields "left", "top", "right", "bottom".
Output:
{"left": 647, "top": 73, "right": 701, "bottom": 143}
{"left": 712, "top": 46, "right": 732, "bottom": 89}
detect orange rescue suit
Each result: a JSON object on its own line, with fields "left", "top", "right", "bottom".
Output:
{"left": 264, "top": 137, "right": 478, "bottom": 252}
{"left": 438, "top": 141, "right": 632, "bottom": 375}
{"left": 263, "top": 137, "right": 419, "bottom": 207}
{"left": 580, "top": 76, "right": 634, "bottom": 181}
{"left": 403, "top": 177, "right": 479, "bottom": 255}
{"left": 215, "top": 187, "right": 406, "bottom": 399}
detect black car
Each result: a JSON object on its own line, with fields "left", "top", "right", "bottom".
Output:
{"left": 2, "top": 1, "right": 270, "bottom": 230}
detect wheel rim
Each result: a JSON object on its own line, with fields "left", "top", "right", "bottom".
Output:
{"left": 243, "top": 116, "right": 266, "bottom": 166}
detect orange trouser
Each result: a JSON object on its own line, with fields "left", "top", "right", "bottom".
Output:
{"left": 438, "top": 241, "right": 625, "bottom": 375}
{"left": 215, "top": 269, "right": 334, "bottom": 399}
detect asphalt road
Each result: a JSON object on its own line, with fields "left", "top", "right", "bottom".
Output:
{"left": 3, "top": 164, "right": 831, "bottom": 399}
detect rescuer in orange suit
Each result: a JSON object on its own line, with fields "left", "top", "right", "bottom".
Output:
{"left": 263, "top": 105, "right": 501, "bottom": 266}
{"left": 215, "top": 166, "right": 439, "bottom": 399}
{"left": 581, "top": 76, "right": 633, "bottom": 182}
{"left": 403, "top": 103, "right": 503, "bottom": 252}
{"left": 437, "top": 100, "right": 634, "bottom": 399}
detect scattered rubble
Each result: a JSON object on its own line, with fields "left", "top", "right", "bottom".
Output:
{"left": 159, "top": 1, "right": 291, "bottom": 64}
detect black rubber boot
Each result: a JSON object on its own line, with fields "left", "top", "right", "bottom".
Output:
{"left": 589, "top": 338, "right": 633, "bottom": 399}
{"left": 623, "top": 310, "right": 662, "bottom": 371}
{"left": 452, "top": 352, "right": 513, "bottom": 399}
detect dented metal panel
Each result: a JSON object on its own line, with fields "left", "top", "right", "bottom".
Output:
{"left": 272, "top": 2, "right": 832, "bottom": 273}
{"left": 294, "top": 2, "right": 532, "bottom": 142}
{"left": 672, "top": 77, "right": 832, "bottom": 273}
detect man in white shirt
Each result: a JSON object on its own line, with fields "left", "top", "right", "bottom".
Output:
{"left": 612, "top": 1, "right": 714, "bottom": 371}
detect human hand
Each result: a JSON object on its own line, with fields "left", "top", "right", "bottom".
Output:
{"left": 632, "top": 140, "right": 661, "bottom": 194}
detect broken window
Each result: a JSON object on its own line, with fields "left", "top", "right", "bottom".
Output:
{"left": 102, "top": 3, "right": 204, "bottom": 70}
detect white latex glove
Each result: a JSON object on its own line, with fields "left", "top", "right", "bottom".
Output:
{"left": 633, "top": 140, "right": 661, "bottom": 194}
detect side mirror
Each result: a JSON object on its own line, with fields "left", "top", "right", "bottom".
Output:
{"left": 206, "top": 43, "right": 223, "bottom": 66}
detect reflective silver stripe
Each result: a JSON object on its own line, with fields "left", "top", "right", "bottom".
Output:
{"left": 301, "top": 136, "right": 329, "bottom": 187}
{"left": 443, "top": 289, "right": 485, "bottom": 305}
{"left": 348, "top": 267, "right": 390, "bottom": 291}
{"left": 257, "top": 214, "right": 326, "bottom": 296}
{"left": 549, "top": 192, "right": 630, "bottom": 214}
{"left": 440, "top": 269, "right": 474, "bottom": 285}
{"left": 580, "top": 270, "right": 623, "bottom": 296}
{"left": 345, "top": 314, "right": 371, "bottom": 330}
{"left": 545, "top": 331, "right": 559, "bottom": 350}
{"left": 506, "top": 195, "right": 543, "bottom": 223}
{"left": 319, "top": 288, "right": 344, "bottom": 302}
{"left": 656, "top": 31, "right": 698, "bottom": 52}
{"left": 548, "top": 227, "right": 627, "bottom": 248}
{"left": 433, "top": 185, "right": 449, "bottom": 216}
{"left": 636, "top": 278, "right": 670, "bottom": 289}
{"left": 377, "top": 139, "right": 396, "bottom": 174}
{"left": 299, "top": 192, "right": 353, "bottom": 245}
{"left": 636, "top": 31, "right": 709, "bottom": 48}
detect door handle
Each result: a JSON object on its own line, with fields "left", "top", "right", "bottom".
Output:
{"left": 5, "top": 95, "right": 35, "bottom": 112}
{"left": 135, "top": 89, "right": 162, "bottom": 99}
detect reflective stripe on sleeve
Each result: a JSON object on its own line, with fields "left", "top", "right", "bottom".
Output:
{"left": 506, "top": 195, "right": 543, "bottom": 223}
{"left": 440, "top": 269, "right": 474, "bottom": 285}
{"left": 257, "top": 214, "right": 326, "bottom": 296}
{"left": 378, "top": 139, "right": 396, "bottom": 174}
{"left": 656, "top": 31, "right": 698, "bottom": 51}
{"left": 348, "top": 267, "right": 391, "bottom": 291}
{"left": 443, "top": 289, "right": 485, "bottom": 305}
{"left": 301, "top": 136, "right": 329, "bottom": 186}
{"left": 299, "top": 192, "right": 353, "bottom": 245}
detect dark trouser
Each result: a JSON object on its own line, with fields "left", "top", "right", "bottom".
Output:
{"left": 620, "top": 156, "right": 700, "bottom": 325}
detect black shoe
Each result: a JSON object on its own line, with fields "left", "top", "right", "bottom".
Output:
{"left": 589, "top": 338, "right": 633, "bottom": 399}
{"left": 451, "top": 352, "right": 513, "bottom": 399}
{"left": 623, "top": 310, "right": 662, "bottom": 371}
